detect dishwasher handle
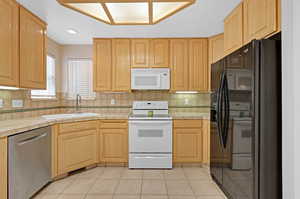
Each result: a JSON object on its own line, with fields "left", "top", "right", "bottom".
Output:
{"left": 17, "top": 133, "right": 48, "bottom": 146}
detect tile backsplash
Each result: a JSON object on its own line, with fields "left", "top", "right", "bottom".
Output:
{"left": 0, "top": 90, "right": 210, "bottom": 121}
{"left": 61, "top": 91, "right": 210, "bottom": 107}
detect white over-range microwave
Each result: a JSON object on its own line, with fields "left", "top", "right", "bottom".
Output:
{"left": 131, "top": 68, "right": 170, "bottom": 90}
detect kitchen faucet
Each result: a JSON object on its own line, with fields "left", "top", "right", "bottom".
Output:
{"left": 76, "top": 94, "right": 82, "bottom": 112}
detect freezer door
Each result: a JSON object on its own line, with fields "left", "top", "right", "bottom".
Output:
{"left": 210, "top": 59, "right": 225, "bottom": 185}
{"left": 221, "top": 43, "right": 254, "bottom": 199}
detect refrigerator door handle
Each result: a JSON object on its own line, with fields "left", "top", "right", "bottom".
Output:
{"left": 217, "top": 72, "right": 226, "bottom": 147}
{"left": 222, "top": 74, "right": 230, "bottom": 148}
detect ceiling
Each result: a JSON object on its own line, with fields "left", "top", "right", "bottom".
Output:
{"left": 17, "top": 0, "right": 241, "bottom": 45}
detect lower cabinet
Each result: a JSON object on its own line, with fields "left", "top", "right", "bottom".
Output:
{"left": 173, "top": 120, "right": 203, "bottom": 163}
{"left": 56, "top": 121, "right": 98, "bottom": 175}
{"left": 99, "top": 120, "right": 128, "bottom": 163}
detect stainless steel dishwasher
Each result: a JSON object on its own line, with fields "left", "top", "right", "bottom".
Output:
{"left": 9, "top": 126, "right": 51, "bottom": 199}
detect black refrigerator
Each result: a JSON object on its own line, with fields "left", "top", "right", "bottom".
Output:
{"left": 210, "top": 38, "right": 282, "bottom": 199}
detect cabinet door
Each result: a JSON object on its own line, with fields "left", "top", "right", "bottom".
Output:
{"left": 93, "top": 39, "right": 112, "bottom": 91}
{"left": 189, "top": 39, "right": 209, "bottom": 92}
{"left": 243, "top": 0, "right": 277, "bottom": 43}
{"left": 20, "top": 6, "right": 46, "bottom": 89}
{"left": 173, "top": 128, "right": 203, "bottom": 163}
{"left": 131, "top": 39, "right": 149, "bottom": 68}
{"left": 100, "top": 128, "right": 128, "bottom": 163}
{"left": 0, "top": 0, "right": 19, "bottom": 87}
{"left": 112, "top": 39, "right": 131, "bottom": 92}
{"left": 150, "top": 39, "right": 169, "bottom": 68}
{"left": 170, "top": 39, "right": 189, "bottom": 91}
{"left": 58, "top": 130, "right": 98, "bottom": 175}
{"left": 224, "top": 2, "right": 244, "bottom": 56}
{"left": 209, "top": 33, "right": 224, "bottom": 65}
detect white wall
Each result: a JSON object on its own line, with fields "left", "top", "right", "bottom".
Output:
{"left": 282, "top": 0, "right": 300, "bottom": 198}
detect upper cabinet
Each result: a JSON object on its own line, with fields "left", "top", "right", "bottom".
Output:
{"left": 131, "top": 39, "right": 149, "bottom": 68}
{"left": 170, "top": 39, "right": 209, "bottom": 92}
{"left": 243, "top": 0, "right": 280, "bottom": 43}
{"left": 93, "top": 39, "right": 112, "bottom": 91}
{"left": 149, "top": 39, "right": 169, "bottom": 68}
{"left": 93, "top": 39, "right": 131, "bottom": 92}
{"left": 19, "top": 6, "right": 47, "bottom": 89}
{"left": 224, "top": 0, "right": 281, "bottom": 56}
{"left": 170, "top": 39, "right": 189, "bottom": 91}
{"left": 93, "top": 38, "right": 209, "bottom": 92}
{"left": 112, "top": 39, "right": 131, "bottom": 92}
{"left": 0, "top": 0, "right": 19, "bottom": 87}
{"left": 131, "top": 39, "right": 169, "bottom": 68}
{"left": 224, "top": 2, "right": 244, "bottom": 56}
{"left": 0, "top": 2, "right": 47, "bottom": 89}
{"left": 209, "top": 34, "right": 224, "bottom": 65}
{"left": 189, "top": 39, "right": 209, "bottom": 92}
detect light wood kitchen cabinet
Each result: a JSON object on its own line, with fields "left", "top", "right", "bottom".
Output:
{"left": 131, "top": 39, "right": 149, "bottom": 68}
{"left": 149, "top": 39, "right": 169, "bottom": 68}
{"left": 189, "top": 39, "right": 209, "bottom": 92}
{"left": 57, "top": 121, "right": 98, "bottom": 175}
{"left": 170, "top": 39, "right": 189, "bottom": 91}
{"left": 19, "top": 6, "right": 47, "bottom": 89}
{"left": 224, "top": 2, "right": 244, "bottom": 56}
{"left": 93, "top": 39, "right": 112, "bottom": 91}
{"left": 173, "top": 120, "right": 203, "bottom": 163}
{"left": 170, "top": 39, "right": 209, "bottom": 92}
{"left": 99, "top": 120, "right": 128, "bottom": 163}
{"left": 112, "top": 39, "right": 131, "bottom": 92}
{"left": 243, "top": 0, "right": 279, "bottom": 44}
{"left": 0, "top": 137, "right": 7, "bottom": 199}
{"left": 0, "top": 0, "right": 19, "bottom": 87}
{"left": 202, "top": 120, "right": 210, "bottom": 164}
{"left": 209, "top": 33, "right": 224, "bottom": 65}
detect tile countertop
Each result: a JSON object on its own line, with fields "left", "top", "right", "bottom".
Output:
{"left": 0, "top": 112, "right": 210, "bottom": 138}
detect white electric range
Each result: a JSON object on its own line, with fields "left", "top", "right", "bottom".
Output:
{"left": 129, "top": 101, "right": 172, "bottom": 169}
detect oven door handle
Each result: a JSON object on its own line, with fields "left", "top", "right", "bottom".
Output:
{"left": 129, "top": 120, "right": 172, "bottom": 124}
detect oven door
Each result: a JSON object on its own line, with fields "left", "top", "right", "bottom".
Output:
{"left": 129, "top": 120, "right": 172, "bottom": 153}
{"left": 131, "top": 73, "right": 161, "bottom": 90}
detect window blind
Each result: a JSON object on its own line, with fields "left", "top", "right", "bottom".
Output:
{"left": 31, "top": 55, "right": 56, "bottom": 99}
{"left": 67, "top": 59, "right": 95, "bottom": 99}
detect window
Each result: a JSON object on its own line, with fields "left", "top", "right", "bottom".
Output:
{"left": 67, "top": 59, "right": 95, "bottom": 99}
{"left": 31, "top": 55, "right": 56, "bottom": 99}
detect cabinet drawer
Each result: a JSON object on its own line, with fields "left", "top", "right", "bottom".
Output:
{"left": 59, "top": 121, "right": 98, "bottom": 134}
{"left": 99, "top": 120, "right": 127, "bottom": 129}
{"left": 173, "top": 120, "right": 202, "bottom": 129}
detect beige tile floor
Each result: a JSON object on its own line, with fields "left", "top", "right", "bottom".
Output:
{"left": 34, "top": 167, "right": 227, "bottom": 199}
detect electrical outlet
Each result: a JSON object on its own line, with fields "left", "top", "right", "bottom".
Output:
{"left": 12, "top": 99, "right": 23, "bottom": 108}
{"left": 0, "top": 99, "right": 3, "bottom": 108}
{"left": 184, "top": 98, "right": 189, "bottom": 105}
{"left": 110, "top": 99, "right": 116, "bottom": 105}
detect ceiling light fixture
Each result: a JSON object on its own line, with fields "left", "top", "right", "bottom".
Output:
{"left": 57, "top": 0, "right": 195, "bottom": 25}
{"left": 67, "top": 29, "right": 78, "bottom": 34}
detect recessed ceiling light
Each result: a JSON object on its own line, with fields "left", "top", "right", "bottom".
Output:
{"left": 57, "top": 0, "right": 195, "bottom": 25}
{"left": 67, "top": 29, "right": 78, "bottom": 34}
